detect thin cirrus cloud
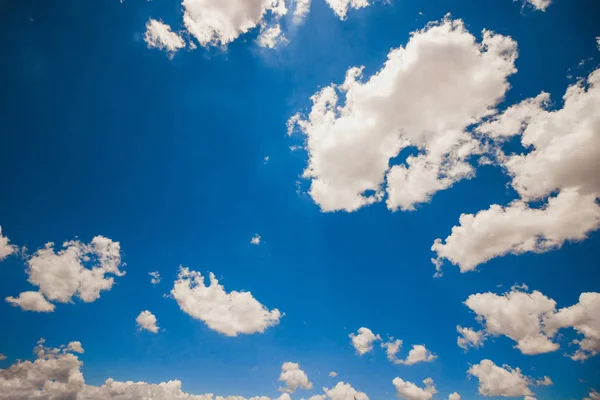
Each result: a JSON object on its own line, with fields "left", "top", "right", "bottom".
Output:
{"left": 459, "top": 286, "right": 600, "bottom": 361}
{"left": 288, "top": 17, "right": 518, "bottom": 213}
{"left": 5, "top": 235, "right": 124, "bottom": 312}
{"left": 171, "top": 267, "right": 282, "bottom": 336}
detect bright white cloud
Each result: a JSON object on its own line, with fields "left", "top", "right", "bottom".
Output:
{"left": 183, "top": 0, "right": 287, "bottom": 47}
{"left": 457, "top": 325, "right": 485, "bottom": 350}
{"left": 0, "top": 226, "right": 17, "bottom": 261}
{"left": 392, "top": 377, "right": 436, "bottom": 400}
{"left": 171, "top": 267, "right": 282, "bottom": 336}
{"left": 66, "top": 341, "right": 84, "bottom": 354}
{"left": 397, "top": 345, "right": 436, "bottom": 365}
{"left": 289, "top": 18, "right": 517, "bottom": 213}
{"left": 349, "top": 327, "right": 381, "bottom": 355}
{"left": 432, "top": 189, "right": 600, "bottom": 272}
{"left": 149, "top": 271, "right": 161, "bottom": 285}
{"left": 544, "top": 292, "right": 600, "bottom": 361}
{"left": 323, "top": 382, "right": 369, "bottom": 400}
{"left": 144, "top": 19, "right": 186, "bottom": 55}
{"left": 467, "top": 360, "right": 534, "bottom": 397}
{"left": 257, "top": 24, "right": 287, "bottom": 48}
{"left": 325, "top": 0, "right": 369, "bottom": 19}
{"left": 448, "top": 393, "right": 460, "bottom": 400}
{"left": 136, "top": 310, "right": 159, "bottom": 333}
{"left": 382, "top": 338, "right": 403, "bottom": 362}
{"left": 523, "top": 0, "right": 551, "bottom": 11}
{"left": 251, "top": 234, "right": 262, "bottom": 245}
{"left": 278, "top": 362, "right": 313, "bottom": 393}
{"left": 293, "top": 0, "right": 311, "bottom": 23}
{"left": 5, "top": 291, "right": 56, "bottom": 312}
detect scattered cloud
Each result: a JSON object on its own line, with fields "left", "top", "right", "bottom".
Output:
{"left": 0, "top": 354, "right": 6, "bottom": 361}
{"left": 456, "top": 326, "right": 485, "bottom": 350}
{"left": 585, "top": 389, "right": 600, "bottom": 400}
{"left": 66, "top": 341, "right": 84, "bottom": 354}
{"left": 382, "top": 338, "right": 403, "bottom": 362}
{"left": 448, "top": 393, "right": 460, "bottom": 400}
{"left": 467, "top": 359, "right": 534, "bottom": 397}
{"left": 323, "top": 381, "right": 369, "bottom": 400}
{"left": 288, "top": 18, "right": 517, "bottom": 213}
{"left": 278, "top": 362, "right": 313, "bottom": 393}
{"left": 0, "top": 226, "right": 17, "bottom": 261}
{"left": 251, "top": 234, "right": 262, "bottom": 245}
{"left": 264, "top": 156, "right": 270, "bottom": 164}
{"left": 349, "top": 327, "right": 381, "bottom": 355}
{"left": 144, "top": 19, "right": 186, "bottom": 56}
{"left": 171, "top": 267, "right": 282, "bottom": 336}
{"left": 136, "top": 310, "right": 159, "bottom": 333}
{"left": 325, "top": 0, "right": 370, "bottom": 20}
{"left": 293, "top": 0, "right": 311, "bottom": 23}
{"left": 535, "top": 376, "right": 552, "bottom": 386}
{"left": 523, "top": 0, "right": 551, "bottom": 11}
{"left": 149, "top": 271, "right": 161, "bottom": 285}
{"left": 6, "top": 291, "right": 55, "bottom": 312}
{"left": 396, "top": 345, "right": 436, "bottom": 365}
{"left": 392, "top": 377, "right": 436, "bottom": 400}
{"left": 257, "top": 24, "right": 288, "bottom": 48}
{"left": 329, "top": 371, "right": 337, "bottom": 378}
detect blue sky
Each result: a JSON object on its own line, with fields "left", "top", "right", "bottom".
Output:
{"left": 0, "top": 0, "right": 599, "bottom": 399}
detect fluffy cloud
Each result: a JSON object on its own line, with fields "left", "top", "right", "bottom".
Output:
{"left": 257, "top": 24, "right": 287, "bottom": 48}
{"left": 0, "top": 226, "right": 17, "bottom": 261}
{"left": 144, "top": 19, "right": 186, "bottom": 55}
{"left": 324, "top": 0, "right": 369, "bottom": 19}
{"left": 328, "top": 371, "right": 337, "bottom": 377}
{"left": 251, "top": 234, "right": 262, "bottom": 245}
{"left": 349, "top": 327, "right": 381, "bottom": 355}
{"left": 323, "top": 382, "right": 369, "bottom": 400}
{"left": 585, "top": 389, "right": 600, "bottom": 400}
{"left": 432, "top": 189, "right": 600, "bottom": 272}
{"left": 293, "top": 0, "right": 311, "bottom": 23}
{"left": 278, "top": 362, "right": 312, "bottom": 393}
{"left": 382, "top": 338, "right": 403, "bottom": 362}
{"left": 397, "top": 345, "right": 436, "bottom": 365}
{"left": 136, "top": 310, "right": 159, "bottom": 333}
{"left": 457, "top": 326, "right": 485, "bottom": 350}
{"left": 183, "top": 0, "right": 287, "bottom": 47}
{"left": 171, "top": 267, "right": 282, "bottom": 336}
{"left": 288, "top": 18, "right": 517, "bottom": 213}
{"left": 392, "top": 377, "right": 436, "bottom": 400}
{"left": 149, "top": 271, "right": 161, "bottom": 285}
{"left": 448, "top": 393, "right": 460, "bottom": 400}
{"left": 524, "top": 0, "right": 551, "bottom": 11}
{"left": 544, "top": 292, "right": 600, "bottom": 361}
{"left": 467, "top": 360, "right": 534, "bottom": 397}
{"left": 0, "top": 354, "right": 6, "bottom": 361}
{"left": 66, "top": 342, "right": 84, "bottom": 354}
{"left": 6, "top": 291, "right": 55, "bottom": 312}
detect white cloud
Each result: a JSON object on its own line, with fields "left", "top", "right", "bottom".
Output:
{"left": 349, "top": 327, "right": 381, "bottom": 355}
{"left": 144, "top": 19, "right": 186, "bottom": 55}
{"left": 464, "top": 288, "right": 559, "bottom": 355}
{"left": 136, "top": 310, "right": 160, "bottom": 333}
{"left": 257, "top": 24, "right": 287, "bottom": 48}
{"left": 524, "top": 396, "right": 536, "bottom": 400}
{"left": 183, "top": 0, "right": 287, "bottom": 47}
{"left": 0, "top": 354, "right": 6, "bottom": 361}
{"left": 323, "top": 382, "right": 369, "bottom": 400}
{"left": 534, "top": 376, "right": 552, "bottom": 386}
{"left": 396, "top": 345, "right": 436, "bottom": 365}
{"left": 523, "top": 0, "right": 551, "bottom": 11}
{"left": 171, "top": 267, "right": 282, "bottom": 336}
{"left": 382, "top": 338, "right": 403, "bottom": 362}
{"left": 448, "top": 393, "right": 460, "bottom": 400}
{"left": 278, "top": 362, "right": 313, "bottom": 393}
{"left": 288, "top": 18, "right": 517, "bottom": 213}
{"left": 149, "top": 271, "right": 161, "bottom": 285}
{"left": 457, "top": 326, "right": 485, "bottom": 350}
{"left": 0, "top": 226, "right": 17, "bottom": 261}
{"left": 264, "top": 156, "right": 270, "bottom": 164}
{"left": 251, "top": 234, "right": 262, "bottom": 245}
{"left": 66, "top": 341, "right": 84, "bottom": 354}
{"left": 432, "top": 189, "right": 600, "bottom": 272}
{"left": 585, "top": 389, "right": 600, "bottom": 400}
{"left": 307, "top": 396, "right": 326, "bottom": 400}
{"left": 328, "top": 371, "right": 337, "bottom": 378}
{"left": 392, "top": 377, "right": 436, "bottom": 400}
{"left": 324, "top": 0, "right": 369, "bottom": 20}
{"left": 467, "top": 360, "right": 533, "bottom": 397}
{"left": 5, "top": 291, "right": 56, "bottom": 312}
{"left": 544, "top": 292, "right": 600, "bottom": 361}
{"left": 293, "top": 0, "right": 311, "bottom": 23}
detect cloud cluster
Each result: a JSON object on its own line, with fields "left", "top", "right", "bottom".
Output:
{"left": 289, "top": 18, "right": 517, "bottom": 213}
{"left": 278, "top": 362, "right": 313, "bottom": 393}
{"left": 349, "top": 327, "right": 381, "bottom": 355}
{"left": 460, "top": 286, "right": 600, "bottom": 360}
{"left": 0, "top": 226, "right": 17, "bottom": 261}
{"left": 5, "top": 236, "right": 124, "bottom": 312}
{"left": 383, "top": 341, "right": 436, "bottom": 365}
{"left": 324, "top": 0, "right": 369, "bottom": 19}
{"left": 149, "top": 271, "right": 161, "bottom": 285}
{"left": 144, "top": 19, "right": 186, "bottom": 55}
{"left": 392, "top": 377, "right": 436, "bottom": 400}
{"left": 467, "top": 359, "right": 535, "bottom": 397}
{"left": 524, "top": 0, "right": 552, "bottom": 11}
{"left": 171, "top": 267, "right": 282, "bottom": 336}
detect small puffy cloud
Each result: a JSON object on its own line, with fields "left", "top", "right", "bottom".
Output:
{"left": 467, "top": 360, "right": 533, "bottom": 397}
{"left": 396, "top": 345, "right": 436, "bottom": 365}
{"left": 544, "top": 292, "right": 600, "bottom": 361}
{"left": 457, "top": 326, "right": 485, "bottom": 350}
{"left": 257, "top": 24, "right": 287, "bottom": 48}
{"left": 328, "top": 371, "right": 337, "bottom": 378}
{"left": 5, "top": 291, "right": 56, "bottom": 312}
{"left": 349, "top": 327, "right": 381, "bottom": 355}
{"left": 523, "top": 0, "right": 551, "bottom": 11}
{"left": 149, "top": 271, "right": 161, "bottom": 285}
{"left": 448, "top": 393, "right": 460, "bottom": 400}
{"left": 323, "top": 382, "right": 369, "bottom": 400}
{"left": 289, "top": 18, "right": 517, "bottom": 213}
{"left": 144, "top": 19, "right": 186, "bottom": 55}
{"left": 171, "top": 267, "right": 282, "bottom": 336}
{"left": 585, "top": 389, "right": 600, "bottom": 400}
{"left": 392, "top": 377, "right": 436, "bottom": 400}
{"left": 278, "top": 362, "right": 313, "bottom": 393}
{"left": 183, "top": 0, "right": 287, "bottom": 47}
{"left": 66, "top": 341, "right": 84, "bottom": 354}
{"left": 251, "top": 234, "right": 262, "bottom": 245}
{"left": 382, "top": 338, "right": 403, "bottom": 362}
{"left": 0, "top": 354, "right": 6, "bottom": 361}
{"left": 325, "top": 0, "right": 369, "bottom": 20}
{"left": 432, "top": 189, "right": 600, "bottom": 272}
{"left": 293, "top": 0, "right": 311, "bottom": 23}
{"left": 535, "top": 376, "right": 552, "bottom": 386}
{"left": 264, "top": 156, "right": 270, "bottom": 164}
{"left": 0, "top": 226, "right": 17, "bottom": 261}
{"left": 136, "top": 310, "right": 159, "bottom": 333}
